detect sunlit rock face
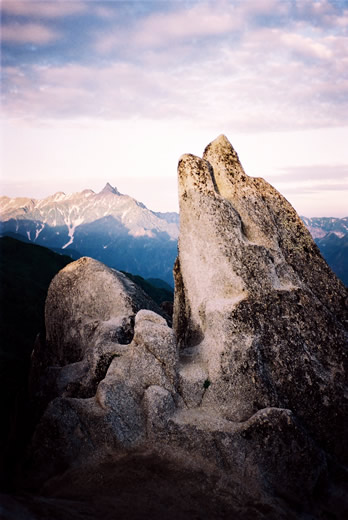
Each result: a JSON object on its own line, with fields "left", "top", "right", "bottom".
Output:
{"left": 174, "top": 134, "right": 348, "bottom": 460}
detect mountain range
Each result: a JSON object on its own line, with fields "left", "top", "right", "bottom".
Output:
{"left": 301, "top": 216, "right": 348, "bottom": 238}
{"left": 301, "top": 216, "right": 348, "bottom": 285}
{"left": 0, "top": 183, "right": 179, "bottom": 285}
{"left": 0, "top": 184, "right": 346, "bottom": 286}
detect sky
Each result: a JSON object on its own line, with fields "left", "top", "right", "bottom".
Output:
{"left": 1, "top": 0, "right": 348, "bottom": 216}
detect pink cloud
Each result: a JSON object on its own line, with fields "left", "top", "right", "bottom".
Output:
{"left": 2, "top": 22, "right": 61, "bottom": 44}
{"left": 242, "top": 25, "right": 335, "bottom": 63}
{"left": 295, "top": 0, "right": 336, "bottom": 21}
{"left": 95, "top": 1, "right": 243, "bottom": 53}
{"left": 280, "top": 32, "right": 333, "bottom": 60}
{"left": 92, "top": 6, "right": 117, "bottom": 19}
{"left": 134, "top": 3, "right": 241, "bottom": 47}
{"left": 241, "top": 0, "right": 289, "bottom": 17}
{"left": 3, "top": 46, "right": 346, "bottom": 133}
{"left": 3, "top": 2, "right": 347, "bottom": 132}
{"left": 294, "top": 0, "right": 348, "bottom": 29}
{"left": 1, "top": 1, "right": 87, "bottom": 18}
{"left": 95, "top": 0, "right": 293, "bottom": 54}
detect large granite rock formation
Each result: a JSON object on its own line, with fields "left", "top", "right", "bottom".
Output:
{"left": 174, "top": 135, "right": 347, "bottom": 463}
{"left": 21, "top": 137, "right": 347, "bottom": 518}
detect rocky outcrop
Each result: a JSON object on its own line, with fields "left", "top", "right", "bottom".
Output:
{"left": 174, "top": 135, "right": 347, "bottom": 463}
{"left": 27, "top": 258, "right": 178, "bottom": 484}
{"left": 30, "top": 257, "right": 168, "bottom": 407}
{"left": 23, "top": 137, "right": 348, "bottom": 517}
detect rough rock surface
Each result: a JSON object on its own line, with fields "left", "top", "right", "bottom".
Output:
{"left": 21, "top": 137, "right": 348, "bottom": 518}
{"left": 174, "top": 135, "right": 348, "bottom": 463}
{"left": 30, "top": 257, "right": 167, "bottom": 405}
{"left": 27, "top": 258, "right": 179, "bottom": 484}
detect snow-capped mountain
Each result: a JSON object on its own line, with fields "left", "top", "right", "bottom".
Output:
{"left": 301, "top": 216, "right": 348, "bottom": 239}
{"left": 0, "top": 184, "right": 179, "bottom": 285}
{"left": 0, "top": 183, "right": 179, "bottom": 247}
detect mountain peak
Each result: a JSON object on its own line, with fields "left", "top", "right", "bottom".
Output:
{"left": 100, "top": 183, "right": 120, "bottom": 195}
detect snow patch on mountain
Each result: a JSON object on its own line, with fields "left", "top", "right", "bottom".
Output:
{"left": 35, "top": 223, "right": 45, "bottom": 240}
{"left": 0, "top": 184, "right": 180, "bottom": 243}
{"left": 62, "top": 215, "right": 85, "bottom": 249}
{"left": 301, "top": 216, "right": 348, "bottom": 239}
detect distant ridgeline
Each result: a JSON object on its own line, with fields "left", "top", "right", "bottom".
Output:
{"left": 301, "top": 216, "right": 348, "bottom": 286}
{"left": 0, "top": 186, "right": 346, "bottom": 286}
{"left": 0, "top": 184, "right": 179, "bottom": 286}
{"left": 0, "top": 237, "right": 73, "bottom": 485}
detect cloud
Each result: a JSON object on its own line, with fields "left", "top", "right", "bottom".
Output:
{"left": 272, "top": 165, "right": 348, "bottom": 183}
{"left": 95, "top": 0, "right": 290, "bottom": 54}
{"left": 2, "top": 1, "right": 347, "bottom": 132}
{"left": 240, "top": 0, "right": 291, "bottom": 20}
{"left": 278, "top": 183, "right": 348, "bottom": 195}
{"left": 95, "top": 2, "right": 242, "bottom": 53}
{"left": 95, "top": 0, "right": 294, "bottom": 54}
{"left": 294, "top": 0, "right": 348, "bottom": 28}
{"left": 92, "top": 5, "right": 118, "bottom": 19}
{"left": 1, "top": 22, "right": 61, "bottom": 44}
{"left": 2, "top": 62, "right": 163, "bottom": 120}
{"left": 1, "top": 1, "right": 87, "bottom": 18}
{"left": 134, "top": 3, "right": 241, "bottom": 47}
{"left": 2, "top": 43, "right": 347, "bottom": 132}
{"left": 94, "top": 0, "right": 345, "bottom": 56}
{"left": 280, "top": 32, "right": 333, "bottom": 60}
{"left": 267, "top": 164, "right": 348, "bottom": 203}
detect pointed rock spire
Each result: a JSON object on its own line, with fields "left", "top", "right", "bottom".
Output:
{"left": 203, "top": 133, "right": 246, "bottom": 181}
{"left": 99, "top": 182, "right": 120, "bottom": 195}
{"left": 174, "top": 134, "right": 348, "bottom": 463}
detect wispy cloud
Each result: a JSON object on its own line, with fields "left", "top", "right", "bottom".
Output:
{"left": 268, "top": 164, "right": 348, "bottom": 201}
{"left": 2, "top": 41, "right": 347, "bottom": 131}
{"left": 279, "top": 183, "right": 348, "bottom": 194}
{"left": 1, "top": 22, "right": 61, "bottom": 44}
{"left": 294, "top": 0, "right": 348, "bottom": 28}
{"left": 1, "top": 1, "right": 87, "bottom": 18}
{"left": 95, "top": 0, "right": 282, "bottom": 53}
{"left": 95, "top": 3, "right": 240, "bottom": 53}
{"left": 272, "top": 165, "right": 348, "bottom": 183}
{"left": 2, "top": 1, "right": 348, "bottom": 131}
{"left": 92, "top": 5, "right": 118, "bottom": 20}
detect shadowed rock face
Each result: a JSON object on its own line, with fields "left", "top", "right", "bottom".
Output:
{"left": 27, "top": 258, "right": 178, "bottom": 486}
{"left": 19, "top": 137, "right": 348, "bottom": 518}
{"left": 30, "top": 257, "right": 167, "bottom": 408}
{"left": 174, "top": 135, "right": 348, "bottom": 461}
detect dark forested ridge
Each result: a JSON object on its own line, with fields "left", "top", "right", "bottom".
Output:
{"left": 0, "top": 237, "right": 73, "bottom": 488}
